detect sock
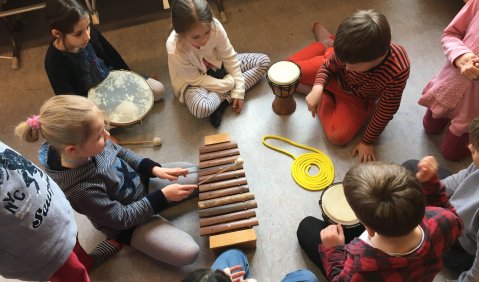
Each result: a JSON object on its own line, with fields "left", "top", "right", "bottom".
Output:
{"left": 209, "top": 100, "right": 230, "bottom": 128}
{"left": 312, "top": 23, "right": 334, "bottom": 49}
{"left": 89, "top": 239, "right": 123, "bottom": 268}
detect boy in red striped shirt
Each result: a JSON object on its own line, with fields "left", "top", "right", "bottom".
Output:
{"left": 288, "top": 10, "right": 410, "bottom": 162}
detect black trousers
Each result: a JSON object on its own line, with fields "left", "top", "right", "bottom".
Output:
{"left": 296, "top": 216, "right": 365, "bottom": 277}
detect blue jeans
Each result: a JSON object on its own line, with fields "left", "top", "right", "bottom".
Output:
{"left": 211, "top": 249, "right": 318, "bottom": 282}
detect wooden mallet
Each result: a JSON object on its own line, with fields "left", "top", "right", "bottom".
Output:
{"left": 118, "top": 137, "right": 162, "bottom": 147}
{"left": 197, "top": 157, "right": 244, "bottom": 185}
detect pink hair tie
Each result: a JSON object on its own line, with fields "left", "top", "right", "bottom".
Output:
{"left": 26, "top": 115, "right": 41, "bottom": 130}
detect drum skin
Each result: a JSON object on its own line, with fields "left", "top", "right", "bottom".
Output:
{"left": 319, "top": 182, "right": 360, "bottom": 228}
{"left": 88, "top": 70, "right": 154, "bottom": 126}
{"left": 267, "top": 61, "right": 301, "bottom": 98}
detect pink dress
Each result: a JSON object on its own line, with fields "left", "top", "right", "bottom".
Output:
{"left": 419, "top": 0, "right": 479, "bottom": 137}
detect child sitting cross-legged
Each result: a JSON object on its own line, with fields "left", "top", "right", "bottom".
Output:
{"left": 297, "top": 158, "right": 463, "bottom": 281}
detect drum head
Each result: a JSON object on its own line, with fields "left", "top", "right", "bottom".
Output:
{"left": 267, "top": 61, "right": 301, "bottom": 86}
{"left": 321, "top": 183, "right": 359, "bottom": 226}
{"left": 88, "top": 70, "right": 154, "bottom": 126}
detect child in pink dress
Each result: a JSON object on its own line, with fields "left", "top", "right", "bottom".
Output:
{"left": 419, "top": 0, "right": 479, "bottom": 161}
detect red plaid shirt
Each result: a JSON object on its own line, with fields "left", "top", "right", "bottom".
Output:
{"left": 320, "top": 176, "right": 463, "bottom": 282}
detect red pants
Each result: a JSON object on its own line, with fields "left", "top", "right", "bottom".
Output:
{"left": 50, "top": 238, "right": 93, "bottom": 282}
{"left": 288, "top": 42, "right": 372, "bottom": 145}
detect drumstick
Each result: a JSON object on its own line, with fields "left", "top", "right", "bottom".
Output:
{"left": 118, "top": 137, "right": 162, "bottom": 147}
{"left": 197, "top": 157, "right": 244, "bottom": 185}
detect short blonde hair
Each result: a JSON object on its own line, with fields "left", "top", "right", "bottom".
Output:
{"left": 15, "top": 95, "right": 103, "bottom": 152}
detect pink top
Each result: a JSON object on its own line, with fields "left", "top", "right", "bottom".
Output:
{"left": 419, "top": 0, "right": 479, "bottom": 136}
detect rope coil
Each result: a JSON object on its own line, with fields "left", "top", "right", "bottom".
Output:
{"left": 262, "top": 135, "right": 334, "bottom": 191}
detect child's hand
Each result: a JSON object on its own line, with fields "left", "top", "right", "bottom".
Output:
{"left": 305, "top": 86, "right": 323, "bottom": 118}
{"left": 320, "top": 224, "right": 345, "bottom": 248}
{"left": 455, "top": 52, "right": 479, "bottom": 80}
{"left": 416, "top": 156, "right": 438, "bottom": 183}
{"left": 351, "top": 142, "right": 376, "bottom": 162}
{"left": 152, "top": 167, "right": 189, "bottom": 180}
{"left": 232, "top": 99, "right": 244, "bottom": 113}
{"left": 162, "top": 183, "right": 197, "bottom": 201}
{"left": 223, "top": 265, "right": 246, "bottom": 282}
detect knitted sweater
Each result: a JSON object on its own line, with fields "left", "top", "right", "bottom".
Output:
{"left": 44, "top": 26, "right": 129, "bottom": 97}
{"left": 39, "top": 141, "right": 168, "bottom": 239}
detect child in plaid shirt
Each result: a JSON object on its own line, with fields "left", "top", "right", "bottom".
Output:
{"left": 297, "top": 159, "right": 463, "bottom": 281}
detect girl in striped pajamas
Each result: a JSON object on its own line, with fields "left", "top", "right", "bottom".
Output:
{"left": 166, "top": 0, "right": 270, "bottom": 127}
{"left": 15, "top": 95, "right": 200, "bottom": 267}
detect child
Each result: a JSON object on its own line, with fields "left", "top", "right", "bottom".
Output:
{"left": 166, "top": 0, "right": 270, "bottom": 127}
{"left": 418, "top": 0, "right": 479, "bottom": 161}
{"left": 182, "top": 249, "right": 319, "bottom": 282}
{"left": 403, "top": 117, "right": 479, "bottom": 282}
{"left": 0, "top": 141, "right": 120, "bottom": 282}
{"left": 288, "top": 10, "right": 410, "bottom": 162}
{"left": 296, "top": 159, "right": 463, "bottom": 281}
{"left": 44, "top": 0, "right": 165, "bottom": 100}
{"left": 15, "top": 95, "right": 200, "bottom": 267}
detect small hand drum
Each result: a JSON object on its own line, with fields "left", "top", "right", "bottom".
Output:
{"left": 88, "top": 70, "right": 154, "bottom": 127}
{"left": 266, "top": 61, "right": 301, "bottom": 115}
{"left": 319, "top": 183, "right": 360, "bottom": 228}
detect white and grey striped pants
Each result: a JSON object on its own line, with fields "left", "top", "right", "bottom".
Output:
{"left": 184, "top": 53, "right": 271, "bottom": 118}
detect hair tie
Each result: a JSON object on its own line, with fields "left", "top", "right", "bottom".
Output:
{"left": 26, "top": 115, "right": 41, "bottom": 130}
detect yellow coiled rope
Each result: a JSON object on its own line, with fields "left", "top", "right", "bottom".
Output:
{"left": 262, "top": 135, "right": 334, "bottom": 191}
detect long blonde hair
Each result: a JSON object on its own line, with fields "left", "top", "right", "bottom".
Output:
{"left": 15, "top": 95, "right": 103, "bottom": 152}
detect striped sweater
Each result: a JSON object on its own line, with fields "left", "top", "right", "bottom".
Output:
{"left": 38, "top": 141, "right": 167, "bottom": 239}
{"left": 314, "top": 43, "right": 410, "bottom": 144}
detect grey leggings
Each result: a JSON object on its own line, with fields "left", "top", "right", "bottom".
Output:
{"left": 130, "top": 162, "right": 200, "bottom": 267}
{"left": 184, "top": 53, "right": 271, "bottom": 118}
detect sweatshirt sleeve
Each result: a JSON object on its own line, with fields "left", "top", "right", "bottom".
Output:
{"left": 441, "top": 0, "right": 479, "bottom": 65}
{"left": 168, "top": 51, "right": 238, "bottom": 94}
{"left": 214, "top": 19, "right": 245, "bottom": 99}
{"left": 442, "top": 163, "right": 477, "bottom": 196}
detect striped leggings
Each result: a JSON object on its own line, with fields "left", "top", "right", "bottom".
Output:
{"left": 184, "top": 53, "right": 270, "bottom": 118}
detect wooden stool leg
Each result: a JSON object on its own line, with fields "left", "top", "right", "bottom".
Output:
{"left": 216, "top": 0, "right": 228, "bottom": 23}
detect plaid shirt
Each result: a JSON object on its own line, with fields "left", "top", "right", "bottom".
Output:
{"left": 320, "top": 176, "right": 463, "bottom": 282}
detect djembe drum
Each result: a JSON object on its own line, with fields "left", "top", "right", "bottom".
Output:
{"left": 267, "top": 61, "right": 301, "bottom": 115}
{"left": 197, "top": 133, "right": 259, "bottom": 250}
{"left": 88, "top": 70, "right": 154, "bottom": 127}
{"left": 319, "top": 183, "right": 365, "bottom": 241}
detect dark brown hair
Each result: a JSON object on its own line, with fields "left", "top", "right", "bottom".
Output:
{"left": 343, "top": 161, "right": 424, "bottom": 237}
{"left": 45, "top": 0, "right": 89, "bottom": 35}
{"left": 171, "top": 0, "right": 213, "bottom": 34}
{"left": 181, "top": 269, "right": 231, "bottom": 282}
{"left": 334, "top": 10, "right": 391, "bottom": 64}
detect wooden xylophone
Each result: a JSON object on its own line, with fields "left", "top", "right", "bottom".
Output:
{"left": 198, "top": 133, "right": 259, "bottom": 250}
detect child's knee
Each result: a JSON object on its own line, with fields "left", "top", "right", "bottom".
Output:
{"left": 324, "top": 130, "right": 352, "bottom": 146}
{"left": 173, "top": 243, "right": 200, "bottom": 267}
{"left": 146, "top": 78, "right": 165, "bottom": 101}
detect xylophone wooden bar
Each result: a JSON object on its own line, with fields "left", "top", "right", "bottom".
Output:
{"left": 198, "top": 133, "right": 258, "bottom": 250}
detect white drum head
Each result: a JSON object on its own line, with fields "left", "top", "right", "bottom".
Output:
{"left": 88, "top": 70, "right": 154, "bottom": 126}
{"left": 267, "top": 61, "right": 301, "bottom": 86}
{"left": 322, "top": 183, "right": 359, "bottom": 226}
